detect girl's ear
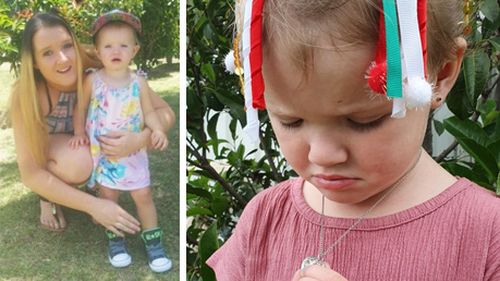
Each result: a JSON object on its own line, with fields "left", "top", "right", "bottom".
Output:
{"left": 431, "top": 37, "right": 467, "bottom": 109}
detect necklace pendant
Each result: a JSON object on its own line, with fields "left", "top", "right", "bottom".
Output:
{"left": 300, "top": 256, "right": 325, "bottom": 271}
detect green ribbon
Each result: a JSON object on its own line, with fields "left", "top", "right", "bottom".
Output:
{"left": 382, "top": 0, "right": 402, "bottom": 98}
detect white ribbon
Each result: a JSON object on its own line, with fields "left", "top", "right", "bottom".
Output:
{"left": 396, "top": 0, "right": 431, "bottom": 109}
{"left": 244, "top": 107, "right": 260, "bottom": 144}
{"left": 396, "top": 0, "right": 425, "bottom": 80}
{"left": 241, "top": 0, "right": 260, "bottom": 143}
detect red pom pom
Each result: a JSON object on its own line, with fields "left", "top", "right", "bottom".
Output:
{"left": 367, "top": 62, "right": 387, "bottom": 94}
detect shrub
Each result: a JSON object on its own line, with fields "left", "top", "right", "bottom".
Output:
{"left": 0, "top": 0, "right": 179, "bottom": 73}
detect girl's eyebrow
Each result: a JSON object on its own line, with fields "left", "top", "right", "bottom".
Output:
{"left": 267, "top": 107, "right": 294, "bottom": 117}
{"left": 346, "top": 86, "right": 392, "bottom": 114}
{"left": 266, "top": 101, "right": 305, "bottom": 117}
{"left": 269, "top": 96, "right": 390, "bottom": 116}
{"left": 348, "top": 99, "right": 392, "bottom": 115}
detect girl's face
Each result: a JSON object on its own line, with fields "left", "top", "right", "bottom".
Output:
{"left": 33, "top": 26, "right": 77, "bottom": 91}
{"left": 95, "top": 25, "right": 139, "bottom": 72}
{"left": 263, "top": 43, "right": 428, "bottom": 205}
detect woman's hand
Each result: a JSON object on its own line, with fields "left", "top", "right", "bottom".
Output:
{"left": 98, "top": 130, "right": 148, "bottom": 158}
{"left": 89, "top": 198, "right": 141, "bottom": 237}
{"left": 292, "top": 265, "right": 348, "bottom": 281}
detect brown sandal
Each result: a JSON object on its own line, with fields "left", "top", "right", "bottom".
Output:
{"left": 39, "top": 199, "right": 66, "bottom": 232}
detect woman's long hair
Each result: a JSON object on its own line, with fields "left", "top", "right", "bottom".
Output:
{"left": 10, "top": 12, "right": 84, "bottom": 167}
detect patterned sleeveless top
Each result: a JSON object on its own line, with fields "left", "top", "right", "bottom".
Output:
{"left": 86, "top": 71, "right": 150, "bottom": 190}
{"left": 45, "top": 90, "right": 76, "bottom": 134}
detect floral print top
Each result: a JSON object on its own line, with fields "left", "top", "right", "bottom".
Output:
{"left": 86, "top": 71, "right": 150, "bottom": 190}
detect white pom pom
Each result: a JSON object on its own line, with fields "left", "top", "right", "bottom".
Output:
{"left": 224, "top": 50, "right": 236, "bottom": 74}
{"left": 405, "top": 76, "right": 432, "bottom": 108}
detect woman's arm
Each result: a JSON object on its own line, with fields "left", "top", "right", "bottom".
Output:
{"left": 147, "top": 82, "right": 176, "bottom": 132}
{"left": 12, "top": 112, "right": 140, "bottom": 236}
{"left": 138, "top": 76, "right": 167, "bottom": 150}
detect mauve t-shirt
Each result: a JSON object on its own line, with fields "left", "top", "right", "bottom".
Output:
{"left": 207, "top": 178, "right": 500, "bottom": 281}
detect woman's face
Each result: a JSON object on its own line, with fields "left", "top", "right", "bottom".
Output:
{"left": 32, "top": 26, "right": 77, "bottom": 91}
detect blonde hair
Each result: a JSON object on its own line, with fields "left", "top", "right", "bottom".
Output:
{"left": 236, "top": 0, "right": 464, "bottom": 79}
{"left": 10, "top": 12, "right": 84, "bottom": 167}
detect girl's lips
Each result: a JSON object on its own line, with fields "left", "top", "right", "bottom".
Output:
{"left": 310, "top": 175, "right": 358, "bottom": 190}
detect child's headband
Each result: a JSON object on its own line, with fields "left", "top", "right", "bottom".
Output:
{"left": 226, "top": 0, "right": 431, "bottom": 142}
{"left": 367, "top": 0, "right": 431, "bottom": 118}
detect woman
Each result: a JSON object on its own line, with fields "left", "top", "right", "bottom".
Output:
{"left": 10, "top": 12, "right": 175, "bottom": 234}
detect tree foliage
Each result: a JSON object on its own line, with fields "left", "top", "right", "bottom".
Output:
{"left": 435, "top": 0, "right": 500, "bottom": 192}
{"left": 187, "top": 0, "right": 499, "bottom": 280}
{"left": 0, "top": 0, "right": 179, "bottom": 73}
{"left": 187, "top": 0, "right": 292, "bottom": 280}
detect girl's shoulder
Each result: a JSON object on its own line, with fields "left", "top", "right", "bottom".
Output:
{"left": 459, "top": 178, "right": 500, "bottom": 208}
{"left": 253, "top": 178, "right": 297, "bottom": 199}
{"left": 453, "top": 178, "right": 500, "bottom": 224}
{"left": 81, "top": 70, "right": 99, "bottom": 91}
{"left": 460, "top": 179, "right": 500, "bottom": 279}
{"left": 232, "top": 178, "right": 301, "bottom": 243}
{"left": 242, "top": 178, "right": 299, "bottom": 215}
{"left": 133, "top": 70, "right": 148, "bottom": 89}
{"left": 83, "top": 69, "right": 100, "bottom": 83}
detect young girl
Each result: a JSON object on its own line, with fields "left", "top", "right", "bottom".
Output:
{"left": 69, "top": 10, "right": 171, "bottom": 273}
{"left": 207, "top": 0, "right": 500, "bottom": 280}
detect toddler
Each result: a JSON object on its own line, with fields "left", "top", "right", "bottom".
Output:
{"left": 69, "top": 10, "right": 171, "bottom": 273}
{"left": 207, "top": 0, "right": 500, "bottom": 280}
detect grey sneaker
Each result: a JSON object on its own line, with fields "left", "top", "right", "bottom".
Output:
{"left": 106, "top": 230, "right": 132, "bottom": 268}
{"left": 141, "top": 228, "right": 172, "bottom": 273}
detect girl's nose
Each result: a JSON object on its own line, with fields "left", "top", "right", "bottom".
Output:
{"left": 307, "top": 133, "right": 348, "bottom": 168}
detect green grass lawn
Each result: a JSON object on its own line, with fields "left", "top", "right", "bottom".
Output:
{"left": 0, "top": 63, "right": 180, "bottom": 280}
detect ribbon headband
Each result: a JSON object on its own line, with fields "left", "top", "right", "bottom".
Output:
{"left": 226, "top": 0, "right": 432, "bottom": 142}
{"left": 367, "top": 0, "right": 431, "bottom": 118}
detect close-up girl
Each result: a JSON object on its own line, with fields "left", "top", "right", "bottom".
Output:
{"left": 206, "top": 0, "right": 500, "bottom": 280}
